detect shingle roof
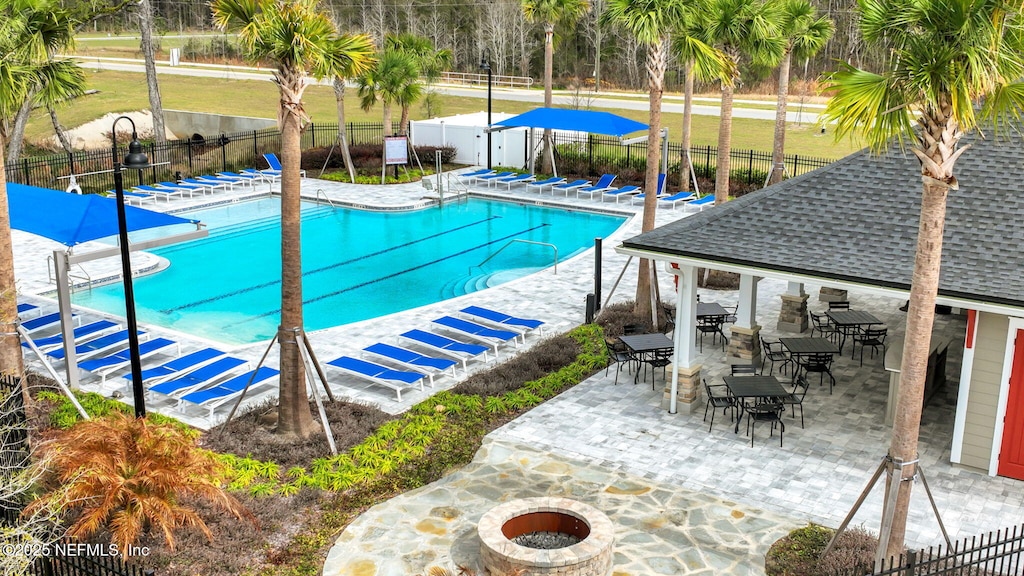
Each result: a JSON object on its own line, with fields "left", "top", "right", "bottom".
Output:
{"left": 621, "top": 128, "right": 1024, "bottom": 308}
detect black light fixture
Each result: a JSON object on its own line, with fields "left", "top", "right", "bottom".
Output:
{"left": 479, "top": 49, "right": 493, "bottom": 170}
{"left": 111, "top": 115, "right": 152, "bottom": 418}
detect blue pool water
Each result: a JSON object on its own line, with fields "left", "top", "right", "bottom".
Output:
{"left": 73, "top": 198, "right": 625, "bottom": 344}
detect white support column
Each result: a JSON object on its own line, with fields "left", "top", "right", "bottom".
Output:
{"left": 668, "top": 263, "right": 701, "bottom": 414}
{"left": 728, "top": 274, "right": 762, "bottom": 366}
{"left": 53, "top": 249, "right": 80, "bottom": 390}
{"left": 787, "top": 281, "right": 805, "bottom": 297}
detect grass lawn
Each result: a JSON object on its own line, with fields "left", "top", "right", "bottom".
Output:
{"left": 27, "top": 69, "right": 864, "bottom": 159}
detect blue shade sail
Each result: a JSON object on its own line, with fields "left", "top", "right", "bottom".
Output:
{"left": 492, "top": 107, "right": 647, "bottom": 136}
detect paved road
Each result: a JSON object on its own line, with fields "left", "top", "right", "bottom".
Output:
{"left": 72, "top": 56, "right": 823, "bottom": 125}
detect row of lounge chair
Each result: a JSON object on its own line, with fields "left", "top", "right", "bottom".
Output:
{"left": 116, "top": 153, "right": 293, "bottom": 206}
{"left": 324, "top": 306, "right": 545, "bottom": 402}
{"left": 460, "top": 168, "right": 713, "bottom": 210}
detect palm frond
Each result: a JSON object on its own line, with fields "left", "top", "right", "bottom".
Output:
{"left": 820, "top": 65, "right": 915, "bottom": 151}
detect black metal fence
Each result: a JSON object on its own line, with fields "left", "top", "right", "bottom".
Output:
{"left": 6, "top": 122, "right": 392, "bottom": 195}
{"left": 837, "top": 524, "right": 1024, "bottom": 576}
{"left": 8, "top": 121, "right": 835, "bottom": 194}
{"left": 552, "top": 132, "right": 834, "bottom": 185}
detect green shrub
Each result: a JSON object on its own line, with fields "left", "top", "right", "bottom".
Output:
{"left": 765, "top": 524, "right": 879, "bottom": 576}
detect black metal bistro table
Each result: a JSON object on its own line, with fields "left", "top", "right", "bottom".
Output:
{"left": 779, "top": 337, "right": 840, "bottom": 357}
{"left": 723, "top": 375, "right": 790, "bottom": 433}
{"left": 826, "top": 310, "right": 883, "bottom": 354}
{"left": 619, "top": 333, "right": 674, "bottom": 384}
{"left": 697, "top": 302, "right": 729, "bottom": 319}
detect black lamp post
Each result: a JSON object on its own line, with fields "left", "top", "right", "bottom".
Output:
{"left": 111, "top": 116, "right": 152, "bottom": 418}
{"left": 479, "top": 49, "right": 493, "bottom": 170}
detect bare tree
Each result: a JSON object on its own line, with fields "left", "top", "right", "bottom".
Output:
{"left": 138, "top": 0, "right": 167, "bottom": 145}
{"left": 581, "top": 0, "right": 606, "bottom": 90}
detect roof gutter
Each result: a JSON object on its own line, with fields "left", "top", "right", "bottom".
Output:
{"left": 616, "top": 243, "right": 1024, "bottom": 319}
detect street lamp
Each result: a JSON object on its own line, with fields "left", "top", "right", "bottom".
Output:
{"left": 479, "top": 49, "right": 493, "bottom": 170}
{"left": 111, "top": 115, "right": 152, "bottom": 418}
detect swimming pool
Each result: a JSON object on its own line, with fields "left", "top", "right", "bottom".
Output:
{"left": 73, "top": 198, "right": 626, "bottom": 344}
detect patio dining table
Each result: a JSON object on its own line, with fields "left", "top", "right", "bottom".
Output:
{"left": 696, "top": 302, "right": 729, "bottom": 319}
{"left": 826, "top": 310, "right": 883, "bottom": 354}
{"left": 619, "top": 333, "right": 674, "bottom": 384}
{"left": 723, "top": 375, "right": 791, "bottom": 433}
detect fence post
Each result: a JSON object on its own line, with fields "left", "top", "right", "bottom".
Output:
{"left": 587, "top": 134, "right": 593, "bottom": 175}
{"left": 900, "top": 549, "right": 916, "bottom": 576}
{"left": 311, "top": 122, "right": 316, "bottom": 149}
{"left": 793, "top": 154, "right": 799, "bottom": 177}
{"left": 253, "top": 130, "right": 258, "bottom": 163}
{"left": 149, "top": 142, "right": 156, "bottom": 184}
{"left": 747, "top": 149, "right": 754, "bottom": 185}
{"left": 187, "top": 139, "right": 194, "bottom": 175}
{"left": 22, "top": 158, "right": 30, "bottom": 186}
{"left": 68, "top": 152, "right": 75, "bottom": 181}
{"left": 221, "top": 134, "right": 228, "bottom": 171}
{"left": 706, "top": 145, "right": 713, "bottom": 181}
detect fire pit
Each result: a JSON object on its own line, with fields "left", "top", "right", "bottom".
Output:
{"left": 478, "top": 497, "right": 614, "bottom": 576}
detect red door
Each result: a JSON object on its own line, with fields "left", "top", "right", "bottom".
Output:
{"left": 998, "top": 329, "right": 1024, "bottom": 479}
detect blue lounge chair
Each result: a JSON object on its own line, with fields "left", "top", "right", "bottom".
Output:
{"left": 476, "top": 171, "right": 515, "bottom": 185}
{"left": 461, "top": 168, "right": 494, "bottom": 178}
{"left": 218, "top": 171, "right": 263, "bottom": 184}
{"left": 241, "top": 168, "right": 280, "bottom": 183}
{"left": 17, "top": 303, "right": 38, "bottom": 316}
{"left": 658, "top": 190, "right": 699, "bottom": 208}
{"left": 327, "top": 356, "right": 426, "bottom": 402}
{"left": 630, "top": 173, "right": 669, "bottom": 204}
{"left": 79, "top": 338, "right": 177, "bottom": 383}
{"left": 183, "top": 178, "right": 232, "bottom": 192}
{"left": 552, "top": 179, "right": 591, "bottom": 196}
{"left": 133, "top": 184, "right": 185, "bottom": 201}
{"left": 108, "top": 189, "right": 155, "bottom": 205}
{"left": 576, "top": 174, "right": 617, "bottom": 198}
{"left": 459, "top": 306, "right": 544, "bottom": 335}
{"left": 683, "top": 195, "right": 715, "bottom": 211}
{"left": 21, "top": 312, "right": 64, "bottom": 334}
{"left": 45, "top": 329, "right": 141, "bottom": 361}
{"left": 196, "top": 174, "right": 249, "bottom": 189}
{"left": 602, "top": 185, "right": 641, "bottom": 203}
{"left": 133, "top": 347, "right": 225, "bottom": 384}
{"left": 431, "top": 316, "right": 520, "bottom": 349}
{"left": 158, "top": 181, "right": 208, "bottom": 195}
{"left": 262, "top": 153, "right": 305, "bottom": 177}
{"left": 26, "top": 320, "right": 119, "bottom": 351}
{"left": 178, "top": 367, "right": 279, "bottom": 417}
{"left": 494, "top": 173, "right": 537, "bottom": 190}
{"left": 525, "top": 176, "right": 565, "bottom": 193}
{"left": 364, "top": 342, "right": 458, "bottom": 384}
{"left": 148, "top": 356, "right": 248, "bottom": 397}
{"left": 398, "top": 329, "right": 490, "bottom": 368}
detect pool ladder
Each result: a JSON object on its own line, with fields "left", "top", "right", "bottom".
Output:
{"left": 314, "top": 188, "right": 336, "bottom": 207}
{"left": 472, "top": 239, "right": 557, "bottom": 275}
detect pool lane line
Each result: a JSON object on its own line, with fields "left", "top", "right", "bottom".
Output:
{"left": 156, "top": 205, "right": 338, "bottom": 255}
{"left": 226, "top": 223, "right": 551, "bottom": 326}
{"left": 159, "top": 215, "right": 504, "bottom": 313}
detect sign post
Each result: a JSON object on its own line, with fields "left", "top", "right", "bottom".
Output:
{"left": 383, "top": 136, "right": 409, "bottom": 184}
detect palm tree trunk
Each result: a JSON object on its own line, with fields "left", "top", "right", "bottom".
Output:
{"left": 383, "top": 103, "right": 393, "bottom": 136}
{"left": 714, "top": 74, "right": 736, "bottom": 204}
{"left": 634, "top": 40, "right": 667, "bottom": 322}
{"left": 680, "top": 60, "right": 694, "bottom": 192}
{"left": 885, "top": 163, "right": 950, "bottom": 557}
{"left": 333, "top": 78, "right": 356, "bottom": 183}
{"left": 768, "top": 49, "right": 792, "bottom": 186}
{"left": 6, "top": 96, "right": 34, "bottom": 162}
{"left": 399, "top": 105, "right": 411, "bottom": 136}
{"left": 541, "top": 24, "right": 554, "bottom": 174}
{"left": 0, "top": 135, "right": 25, "bottom": 381}
{"left": 138, "top": 0, "right": 167, "bottom": 146}
{"left": 275, "top": 72, "right": 314, "bottom": 439}
{"left": 48, "top": 105, "right": 73, "bottom": 153}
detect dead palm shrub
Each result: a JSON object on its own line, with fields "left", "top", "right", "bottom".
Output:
{"left": 28, "top": 412, "right": 254, "bottom": 552}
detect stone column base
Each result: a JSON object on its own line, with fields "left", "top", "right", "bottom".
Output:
{"left": 778, "top": 293, "right": 809, "bottom": 333}
{"left": 662, "top": 363, "right": 701, "bottom": 414}
{"left": 819, "top": 286, "right": 848, "bottom": 303}
{"left": 727, "top": 325, "right": 761, "bottom": 368}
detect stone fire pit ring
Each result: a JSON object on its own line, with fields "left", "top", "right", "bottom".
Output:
{"left": 478, "top": 497, "right": 615, "bottom": 576}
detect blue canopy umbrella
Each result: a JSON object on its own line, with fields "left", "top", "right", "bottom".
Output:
{"left": 6, "top": 183, "right": 197, "bottom": 246}
{"left": 492, "top": 107, "right": 647, "bottom": 136}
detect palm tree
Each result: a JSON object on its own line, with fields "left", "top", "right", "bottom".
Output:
{"left": 766, "top": 0, "right": 832, "bottom": 186}
{"left": 0, "top": 0, "right": 84, "bottom": 380}
{"left": 28, "top": 413, "right": 252, "bottom": 551}
{"left": 521, "top": 0, "right": 590, "bottom": 173}
{"left": 700, "top": 0, "right": 785, "bottom": 204}
{"left": 385, "top": 33, "right": 452, "bottom": 135}
{"left": 357, "top": 49, "right": 420, "bottom": 137}
{"left": 672, "top": 11, "right": 731, "bottom": 193}
{"left": 604, "top": 0, "right": 725, "bottom": 321}
{"left": 821, "top": 0, "right": 1024, "bottom": 558}
{"left": 212, "top": 0, "right": 374, "bottom": 439}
